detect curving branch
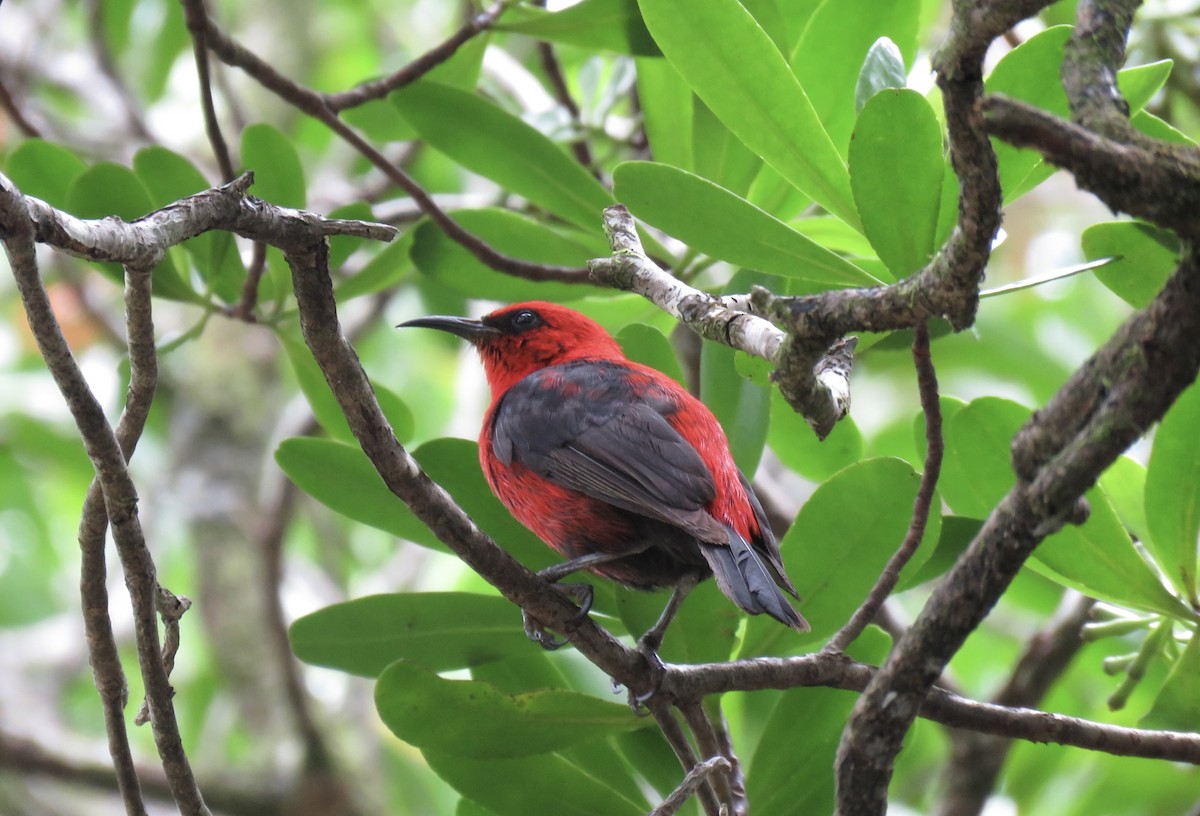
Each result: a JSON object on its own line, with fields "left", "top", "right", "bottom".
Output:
{"left": 589, "top": 204, "right": 854, "bottom": 437}
{"left": 178, "top": 0, "right": 589, "bottom": 285}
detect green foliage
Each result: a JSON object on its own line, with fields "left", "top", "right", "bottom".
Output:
{"left": 7, "top": 1, "right": 1200, "bottom": 814}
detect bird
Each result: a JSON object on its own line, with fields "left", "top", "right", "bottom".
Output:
{"left": 399, "top": 301, "right": 808, "bottom": 661}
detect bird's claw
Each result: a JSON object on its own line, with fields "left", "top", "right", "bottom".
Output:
{"left": 521, "top": 582, "right": 595, "bottom": 651}
{"left": 627, "top": 635, "right": 668, "bottom": 714}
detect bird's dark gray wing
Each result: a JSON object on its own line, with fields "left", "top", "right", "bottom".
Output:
{"left": 490, "top": 362, "right": 726, "bottom": 542}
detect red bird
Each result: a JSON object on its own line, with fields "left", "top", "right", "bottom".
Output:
{"left": 401, "top": 301, "right": 808, "bottom": 653}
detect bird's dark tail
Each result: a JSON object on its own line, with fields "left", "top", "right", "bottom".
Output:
{"left": 700, "top": 528, "right": 809, "bottom": 632}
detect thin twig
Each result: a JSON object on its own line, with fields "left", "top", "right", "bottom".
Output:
{"left": 535, "top": 40, "right": 597, "bottom": 173}
{"left": 325, "top": 0, "right": 510, "bottom": 111}
{"left": 0, "top": 75, "right": 42, "bottom": 137}
{"left": 825, "top": 322, "right": 942, "bottom": 653}
{"left": 678, "top": 699, "right": 736, "bottom": 816}
{"left": 186, "top": 0, "right": 587, "bottom": 283}
{"left": 646, "top": 698, "right": 722, "bottom": 816}
{"left": 650, "top": 757, "right": 732, "bottom": 816}
{"left": 181, "top": 0, "right": 237, "bottom": 181}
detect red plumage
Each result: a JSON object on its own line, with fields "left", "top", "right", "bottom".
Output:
{"left": 401, "top": 301, "right": 808, "bottom": 643}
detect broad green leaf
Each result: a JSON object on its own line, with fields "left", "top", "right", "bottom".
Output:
{"left": 635, "top": 58, "right": 694, "bottom": 169}
{"left": 413, "top": 438, "right": 557, "bottom": 572}
{"left": 791, "top": 0, "right": 921, "bottom": 154}
{"left": 423, "top": 750, "right": 646, "bottom": 816}
{"left": 279, "top": 333, "right": 414, "bottom": 445}
{"left": 393, "top": 82, "right": 614, "bottom": 231}
{"left": 1082, "top": 221, "right": 1179, "bottom": 309}
{"left": 133, "top": 146, "right": 244, "bottom": 303}
{"left": 701, "top": 341, "right": 770, "bottom": 475}
{"left": 65, "top": 163, "right": 195, "bottom": 301}
{"left": 740, "top": 0, "right": 790, "bottom": 53}
{"left": 1100, "top": 455, "right": 1149, "bottom": 546}
{"left": 275, "top": 437, "right": 443, "bottom": 550}
{"left": 984, "top": 26, "right": 1072, "bottom": 203}
{"left": 895, "top": 516, "right": 982, "bottom": 592}
{"left": 1133, "top": 109, "right": 1197, "bottom": 146}
{"left": 747, "top": 629, "right": 889, "bottom": 816}
{"left": 5, "top": 139, "right": 88, "bottom": 208}
{"left": 1142, "top": 631, "right": 1200, "bottom": 731}
{"left": 943, "top": 398, "right": 1193, "bottom": 618}
{"left": 337, "top": 227, "right": 415, "bottom": 301}
{"left": 849, "top": 89, "right": 944, "bottom": 276}
{"left": 855, "top": 36, "right": 907, "bottom": 113}
{"left": 241, "top": 123, "right": 306, "bottom": 209}
{"left": 289, "top": 593, "right": 526, "bottom": 676}
{"left": 638, "top": 0, "right": 859, "bottom": 227}
{"left": 615, "top": 323, "right": 685, "bottom": 386}
{"left": 376, "top": 660, "right": 646, "bottom": 758}
{"left": 692, "top": 99, "right": 762, "bottom": 196}
{"left": 747, "top": 163, "right": 813, "bottom": 222}
{"left": 768, "top": 391, "right": 864, "bottom": 483}
{"left": 410, "top": 209, "right": 609, "bottom": 302}
{"left": 940, "top": 397, "right": 1028, "bottom": 518}
{"left": 1032, "top": 488, "right": 1193, "bottom": 619}
{"left": 1145, "top": 383, "right": 1200, "bottom": 606}
{"left": 497, "top": 0, "right": 660, "bottom": 55}
{"left": 983, "top": 30, "right": 1171, "bottom": 204}
{"left": 614, "top": 163, "right": 877, "bottom": 287}
{"left": 740, "top": 457, "right": 940, "bottom": 656}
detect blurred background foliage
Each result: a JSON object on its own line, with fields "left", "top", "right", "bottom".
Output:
{"left": 1, "top": 0, "right": 1200, "bottom": 814}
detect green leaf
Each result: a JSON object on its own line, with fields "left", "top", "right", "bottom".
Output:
{"left": 1082, "top": 221, "right": 1179, "bottom": 309}
{"left": 279, "top": 333, "right": 414, "bottom": 445}
{"left": 768, "top": 391, "right": 864, "bottom": 483}
{"left": 241, "top": 123, "right": 306, "bottom": 209}
{"left": 895, "top": 516, "right": 981, "bottom": 592}
{"left": 413, "top": 438, "right": 558, "bottom": 572}
{"left": 1145, "top": 383, "right": 1200, "bottom": 607}
{"left": 791, "top": 0, "right": 921, "bottom": 154}
{"left": 855, "top": 36, "right": 907, "bottom": 113}
{"left": 376, "top": 660, "right": 646, "bottom": 759}
{"left": 849, "top": 89, "right": 944, "bottom": 276}
{"left": 393, "top": 82, "right": 614, "bottom": 231}
{"left": 740, "top": 458, "right": 940, "bottom": 656}
{"left": 939, "top": 397, "right": 1028, "bottom": 518}
{"left": 691, "top": 99, "right": 762, "bottom": 196}
{"left": 289, "top": 593, "right": 527, "bottom": 676}
{"left": 638, "top": 0, "right": 859, "bottom": 227}
{"left": 984, "top": 26, "right": 1072, "bottom": 203}
{"left": 747, "top": 629, "right": 889, "bottom": 816}
{"left": 942, "top": 398, "right": 1193, "bottom": 618}
{"left": 65, "top": 163, "right": 195, "bottom": 301}
{"left": 410, "top": 209, "right": 610, "bottom": 302}
{"left": 1142, "top": 632, "right": 1200, "bottom": 731}
{"left": 133, "top": 146, "right": 244, "bottom": 303}
{"left": 700, "top": 341, "right": 770, "bottom": 475}
{"left": 275, "top": 437, "right": 443, "bottom": 550}
{"left": 615, "top": 323, "right": 686, "bottom": 386}
{"left": 1100, "top": 455, "right": 1149, "bottom": 546}
{"left": 497, "top": 0, "right": 660, "bottom": 56}
{"left": 423, "top": 750, "right": 646, "bottom": 816}
{"left": 1032, "top": 488, "right": 1193, "bottom": 620}
{"left": 635, "top": 58, "right": 694, "bottom": 170}
{"left": 337, "top": 227, "right": 415, "bottom": 301}
{"left": 614, "top": 162, "right": 878, "bottom": 287}
{"left": 5, "top": 139, "right": 88, "bottom": 208}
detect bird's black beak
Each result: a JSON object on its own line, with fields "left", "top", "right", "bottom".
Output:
{"left": 396, "top": 314, "right": 501, "bottom": 342}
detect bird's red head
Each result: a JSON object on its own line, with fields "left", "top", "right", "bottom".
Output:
{"left": 400, "top": 301, "right": 625, "bottom": 397}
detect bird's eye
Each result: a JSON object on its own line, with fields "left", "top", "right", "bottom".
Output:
{"left": 511, "top": 309, "right": 539, "bottom": 329}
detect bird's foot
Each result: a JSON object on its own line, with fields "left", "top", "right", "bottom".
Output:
{"left": 627, "top": 633, "right": 668, "bottom": 714}
{"left": 522, "top": 582, "right": 595, "bottom": 651}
